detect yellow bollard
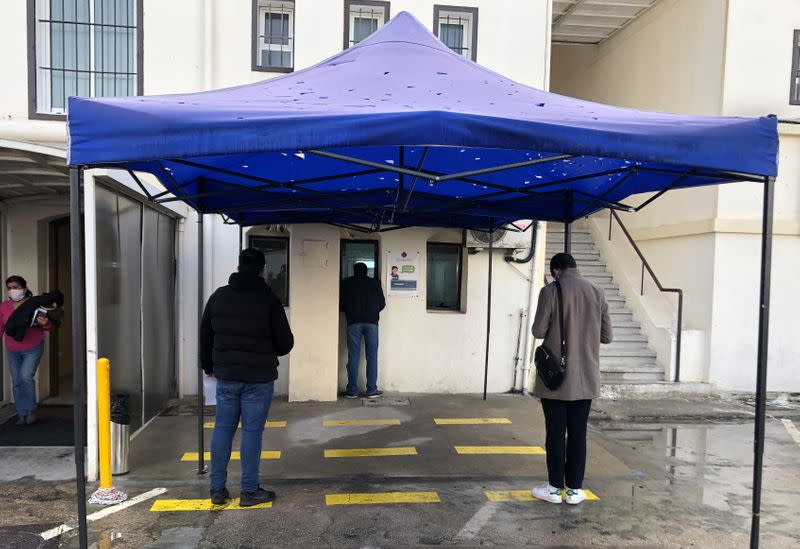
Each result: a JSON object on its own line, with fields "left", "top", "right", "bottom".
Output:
{"left": 89, "top": 357, "right": 127, "bottom": 505}
{"left": 97, "top": 358, "right": 112, "bottom": 489}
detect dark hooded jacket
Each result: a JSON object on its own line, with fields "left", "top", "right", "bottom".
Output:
{"left": 5, "top": 290, "right": 64, "bottom": 342}
{"left": 200, "top": 272, "right": 294, "bottom": 383}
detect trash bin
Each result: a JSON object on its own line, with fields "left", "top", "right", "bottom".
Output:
{"left": 110, "top": 392, "right": 131, "bottom": 475}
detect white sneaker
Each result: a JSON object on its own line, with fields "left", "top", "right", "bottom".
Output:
{"left": 565, "top": 488, "right": 587, "bottom": 505}
{"left": 531, "top": 484, "right": 563, "bottom": 504}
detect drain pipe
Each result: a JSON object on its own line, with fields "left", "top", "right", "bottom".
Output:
{"left": 505, "top": 222, "right": 539, "bottom": 393}
{"left": 521, "top": 222, "right": 544, "bottom": 395}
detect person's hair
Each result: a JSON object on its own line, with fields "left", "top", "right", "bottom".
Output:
{"left": 239, "top": 248, "right": 266, "bottom": 276}
{"left": 5, "top": 275, "right": 32, "bottom": 297}
{"left": 353, "top": 262, "right": 368, "bottom": 276}
{"left": 391, "top": 266, "right": 398, "bottom": 271}
{"left": 550, "top": 253, "right": 577, "bottom": 272}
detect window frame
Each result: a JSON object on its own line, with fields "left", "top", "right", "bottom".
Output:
{"left": 27, "top": 0, "right": 144, "bottom": 121}
{"left": 340, "top": 239, "right": 380, "bottom": 281}
{"left": 433, "top": 4, "right": 478, "bottom": 62}
{"left": 248, "top": 235, "right": 291, "bottom": 307}
{"left": 426, "top": 242, "right": 464, "bottom": 312}
{"left": 343, "top": 0, "right": 390, "bottom": 50}
{"left": 790, "top": 29, "right": 800, "bottom": 105}
{"left": 251, "top": 0, "right": 295, "bottom": 73}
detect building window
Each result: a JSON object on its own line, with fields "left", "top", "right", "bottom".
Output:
{"left": 433, "top": 5, "right": 478, "bottom": 61}
{"left": 249, "top": 236, "right": 290, "bottom": 306}
{"left": 344, "top": 1, "right": 389, "bottom": 49}
{"left": 427, "top": 243, "right": 462, "bottom": 311}
{"left": 791, "top": 30, "right": 800, "bottom": 105}
{"left": 252, "top": 0, "right": 294, "bottom": 72}
{"left": 29, "top": 0, "right": 142, "bottom": 119}
{"left": 341, "top": 240, "right": 379, "bottom": 280}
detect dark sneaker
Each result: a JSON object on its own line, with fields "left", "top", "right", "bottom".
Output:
{"left": 344, "top": 392, "right": 359, "bottom": 399}
{"left": 210, "top": 487, "right": 229, "bottom": 505}
{"left": 240, "top": 487, "right": 276, "bottom": 507}
{"left": 366, "top": 390, "right": 383, "bottom": 399}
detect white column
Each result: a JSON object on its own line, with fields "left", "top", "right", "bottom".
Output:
{"left": 83, "top": 170, "right": 99, "bottom": 481}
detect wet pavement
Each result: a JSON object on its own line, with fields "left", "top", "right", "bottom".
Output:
{"left": 1, "top": 394, "right": 799, "bottom": 547}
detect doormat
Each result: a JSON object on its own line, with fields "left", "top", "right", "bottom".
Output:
{"left": 363, "top": 396, "right": 410, "bottom": 407}
{"left": 0, "top": 407, "right": 77, "bottom": 447}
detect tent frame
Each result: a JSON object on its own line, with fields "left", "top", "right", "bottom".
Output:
{"left": 69, "top": 151, "right": 774, "bottom": 548}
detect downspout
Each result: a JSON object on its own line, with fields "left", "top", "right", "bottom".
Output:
{"left": 84, "top": 170, "right": 99, "bottom": 481}
{"left": 504, "top": 222, "right": 540, "bottom": 393}
{"left": 204, "top": 0, "right": 213, "bottom": 91}
{"left": 522, "top": 222, "right": 545, "bottom": 395}
{"left": 506, "top": 223, "right": 537, "bottom": 391}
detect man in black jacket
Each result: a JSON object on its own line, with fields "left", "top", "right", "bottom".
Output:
{"left": 200, "top": 248, "right": 294, "bottom": 507}
{"left": 340, "top": 262, "right": 386, "bottom": 399}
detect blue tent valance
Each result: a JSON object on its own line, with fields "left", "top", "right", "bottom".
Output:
{"left": 67, "top": 11, "right": 778, "bottom": 229}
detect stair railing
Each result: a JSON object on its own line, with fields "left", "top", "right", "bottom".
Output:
{"left": 608, "top": 210, "right": 684, "bottom": 382}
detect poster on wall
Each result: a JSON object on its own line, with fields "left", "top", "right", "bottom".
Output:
{"left": 386, "top": 250, "right": 420, "bottom": 297}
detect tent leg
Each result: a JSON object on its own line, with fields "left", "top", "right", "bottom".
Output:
{"left": 239, "top": 224, "right": 243, "bottom": 254}
{"left": 70, "top": 167, "right": 88, "bottom": 549}
{"left": 750, "top": 176, "right": 774, "bottom": 549}
{"left": 483, "top": 220, "right": 494, "bottom": 401}
{"left": 197, "top": 214, "right": 207, "bottom": 475}
{"left": 564, "top": 222, "right": 572, "bottom": 254}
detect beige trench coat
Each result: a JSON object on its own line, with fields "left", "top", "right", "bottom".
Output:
{"left": 532, "top": 268, "right": 613, "bottom": 401}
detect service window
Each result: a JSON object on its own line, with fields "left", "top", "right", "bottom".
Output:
{"left": 427, "top": 243, "right": 462, "bottom": 310}
{"left": 249, "top": 236, "right": 289, "bottom": 306}
{"left": 341, "top": 240, "right": 379, "bottom": 279}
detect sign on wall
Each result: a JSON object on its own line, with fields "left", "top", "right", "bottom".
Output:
{"left": 386, "top": 250, "right": 420, "bottom": 297}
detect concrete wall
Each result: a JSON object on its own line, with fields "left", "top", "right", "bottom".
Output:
{"left": 550, "top": 0, "right": 800, "bottom": 391}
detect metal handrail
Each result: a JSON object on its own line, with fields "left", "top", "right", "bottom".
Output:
{"left": 608, "top": 210, "right": 684, "bottom": 382}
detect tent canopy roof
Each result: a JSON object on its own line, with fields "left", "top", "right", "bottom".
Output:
{"left": 67, "top": 11, "right": 778, "bottom": 229}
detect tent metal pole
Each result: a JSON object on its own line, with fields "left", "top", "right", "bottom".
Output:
{"left": 750, "top": 175, "right": 774, "bottom": 549}
{"left": 483, "top": 219, "right": 494, "bottom": 401}
{"left": 69, "top": 166, "right": 89, "bottom": 549}
{"left": 564, "top": 193, "right": 573, "bottom": 253}
{"left": 197, "top": 213, "right": 207, "bottom": 475}
{"left": 239, "top": 224, "right": 244, "bottom": 254}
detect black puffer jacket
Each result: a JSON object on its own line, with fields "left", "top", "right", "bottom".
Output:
{"left": 200, "top": 272, "right": 294, "bottom": 383}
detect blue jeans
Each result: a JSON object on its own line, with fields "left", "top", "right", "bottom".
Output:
{"left": 210, "top": 380, "right": 274, "bottom": 493}
{"left": 8, "top": 344, "right": 44, "bottom": 417}
{"left": 346, "top": 323, "right": 379, "bottom": 395}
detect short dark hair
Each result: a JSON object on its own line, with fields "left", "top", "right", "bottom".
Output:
{"left": 550, "top": 253, "right": 577, "bottom": 271}
{"left": 353, "top": 262, "right": 368, "bottom": 276}
{"left": 239, "top": 248, "right": 266, "bottom": 276}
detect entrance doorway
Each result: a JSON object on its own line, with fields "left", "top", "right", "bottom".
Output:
{"left": 47, "top": 217, "right": 73, "bottom": 402}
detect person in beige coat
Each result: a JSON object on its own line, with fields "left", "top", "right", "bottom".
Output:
{"left": 530, "top": 253, "right": 613, "bottom": 505}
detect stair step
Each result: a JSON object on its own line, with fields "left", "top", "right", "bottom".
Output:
{"left": 600, "top": 369, "right": 665, "bottom": 382}
{"left": 610, "top": 334, "right": 648, "bottom": 343}
{"left": 611, "top": 326, "right": 642, "bottom": 336}
{"left": 601, "top": 357, "right": 659, "bottom": 367}
{"left": 601, "top": 347, "right": 656, "bottom": 358}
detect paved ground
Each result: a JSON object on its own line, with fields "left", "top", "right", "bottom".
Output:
{"left": 1, "top": 394, "right": 799, "bottom": 547}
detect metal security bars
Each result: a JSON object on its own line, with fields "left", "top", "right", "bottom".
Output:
{"left": 252, "top": 0, "right": 294, "bottom": 72}
{"left": 433, "top": 5, "right": 478, "bottom": 61}
{"left": 29, "top": 0, "right": 141, "bottom": 117}
{"left": 790, "top": 30, "right": 800, "bottom": 105}
{"left": 344, "top": 1, "right": 390, "bottom": 49}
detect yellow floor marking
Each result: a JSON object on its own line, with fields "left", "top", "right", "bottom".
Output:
{"left": 203, "top": 421, "right": 287, "bottom": 428}
{"left": 454, "top": 446, "right": 545, "bottom": 455}
{"left": 323, "top": 419, "right": 401, "bottom": 426}
{"left": 180, "top": 451, "right": 281, "bottom": 461}
{"left": 434, "top": 418, "right": 512, "bottom": 425}
{"left": 485, "top": 489, "right": 599, "bottom": 502}
{"left": 325, "top": 492, "right": 440, "bottom": 505}
{"left": 323, "top": 447, "right": 417, "bottom": 458}
{"left": 150, "top": 498, "right": 272, "bottom": 511}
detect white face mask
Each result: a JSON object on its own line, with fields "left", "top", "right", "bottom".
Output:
{"left": 8, "top": 289, "right": 26, "bottom": 302}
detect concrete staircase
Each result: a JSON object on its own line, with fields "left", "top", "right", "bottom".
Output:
{"left": 545, "top": 223, "right": 665, "bottom": 384}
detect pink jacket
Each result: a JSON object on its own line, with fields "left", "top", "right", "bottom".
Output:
{"left": 0, "top": 299, "right": 52, "bottom": 352}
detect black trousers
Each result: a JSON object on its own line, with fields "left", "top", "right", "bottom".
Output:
{"left": 541, "top": 398, "right": 592, "bottom": 489}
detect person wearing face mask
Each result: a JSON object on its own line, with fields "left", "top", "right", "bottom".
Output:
{"left": 0, "top": 276, "right": 53, "bottom": 425}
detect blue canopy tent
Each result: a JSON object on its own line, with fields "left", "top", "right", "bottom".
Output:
{"left": 66, "top": 12, "right": 777, "bottom": 548}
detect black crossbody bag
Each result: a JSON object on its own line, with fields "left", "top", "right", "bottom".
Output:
{"left": 534, "top": 280, "right": 567, "bottom": 391}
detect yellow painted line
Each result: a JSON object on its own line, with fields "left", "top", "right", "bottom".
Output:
{"left": 323, "top": 447, "right": 417, "bottom": 458}
{"left": 454, "top": 446, "right": 545, "bottom": 455}
{"left": 150, "top": 498, "right": 272, "bottom": 511}
{"left": 203, "top": 421, "right": 287, "bottom": 428}
{"left": 485, "top": 490, "right": 599, "bottom": 502}
{"left": 323, "top": 419, "right": 401, "bottom": 426}
{"left": 434, "top": 418, "right": 512, "bottom": 425}
{"left": 325, "top": 492, "right": 440, "bottom": 505}
{"left": 181, "top": 451, "right": 281, "bottom": 461}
